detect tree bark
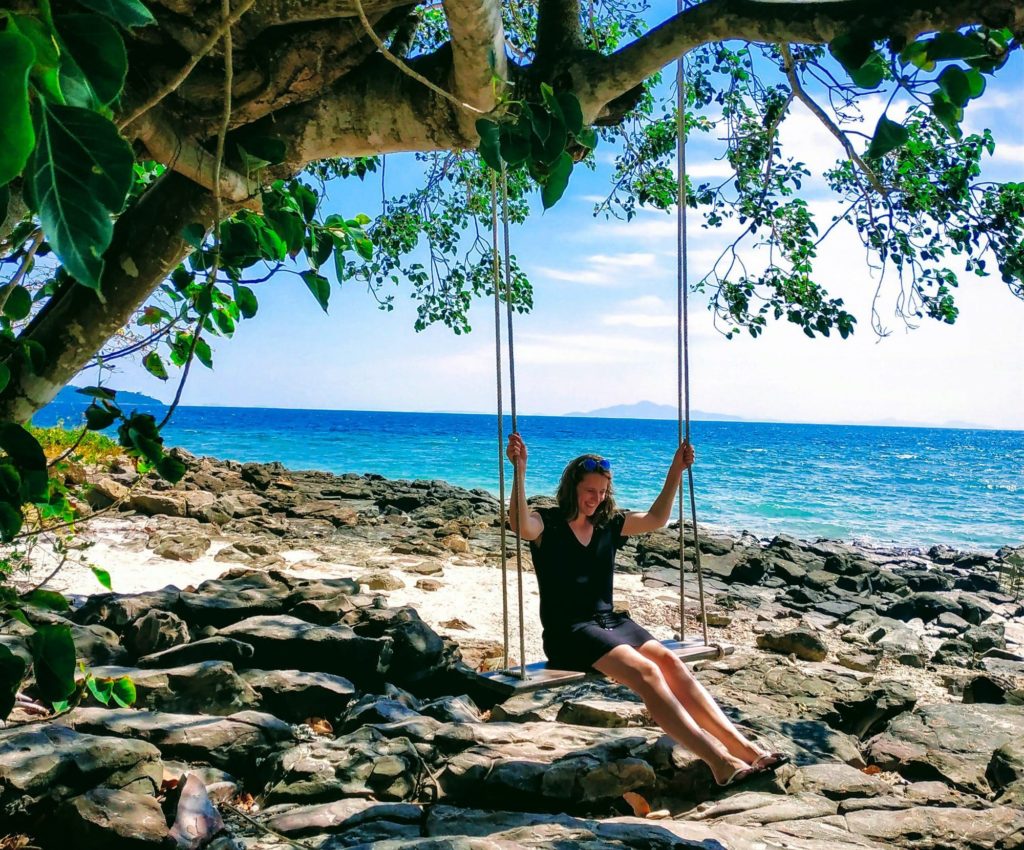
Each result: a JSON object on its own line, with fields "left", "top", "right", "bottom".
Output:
{"left": 0, "top": 174, "right": 222, "bottom": 423}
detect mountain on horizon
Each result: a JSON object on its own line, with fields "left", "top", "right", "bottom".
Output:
{"left": 565, "top": 400, "right": 746, "bottom": 421}
{"left": 51, "top": 385, "right": 164, "bottom": 407}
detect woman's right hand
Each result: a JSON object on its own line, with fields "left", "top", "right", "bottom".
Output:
{"left": 506, "top": 432, "right": 528, "bottom": 467}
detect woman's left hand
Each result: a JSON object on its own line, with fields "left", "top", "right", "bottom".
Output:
{"left": 674, "top": 441, "right": 695, "bottom": 471}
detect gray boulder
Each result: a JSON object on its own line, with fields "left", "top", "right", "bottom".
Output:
{"left": 52, "top": 788, "right": 168, "bottom": 848}
{"left": 124, "top": 608, "right": 191, "bottom": 658}
{"left": 756, "top": 628, "right": 828, "bottom": 662}
{"left": 239, "top": 668, "right": 357, "bottom": 722}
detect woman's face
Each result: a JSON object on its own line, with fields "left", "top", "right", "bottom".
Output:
{"left": 576, "top": 472, "right": 610, "bottom": 517}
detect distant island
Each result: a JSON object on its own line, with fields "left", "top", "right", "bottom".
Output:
{"left": 51, "top": 386, "right": 164, "bottom": 408}
{"left": 565, "top": 400, "right": 746, "bottom": 421}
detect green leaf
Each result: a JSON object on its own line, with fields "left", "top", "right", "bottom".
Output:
{"left": 110, "top": 675, "right": 136, "bottom": 707}
{"left": 866, "top": 114, "right": 910, "bottom": 158}
{"left": 476, "top": 119, "right": 502, "bottom": 172}
{"left": 0, "top": 423, "right": 48, "bottom": 503}
{"left": 156, "top": 455, "right": 186, "bottom": 484}
{"left": 32, "top": 102, "right": 134, "bottom": 290}
{"left": 86, "top": 675, "right": 113, "bottom": 705}
{"left": 354, "top": 236, "right": 373, "bottom": 261}
{"left": 0, "top": 29, "right": 37, "bottom": 185}
{"left": 20, "top": 589, "right": 70, "bottom": 612}
{"left": 10, "top": 15, "right": 62, "bottom": 103}
{"left": 929, "top": 92, "right": 963, "bottom": 138}
{"left": 85, "top": 403, "right": 118, "bottom": 430}
{"left": 0, "top": 364, "right": 9, "bottom": 395}
{"left": 0, "top": 644, "right": 27, "bottom": 721}
{"left": 3, "top": 286, "right": 33, "bottom": 321}
{"left": 829, "top": 34, "right": 875, "bottom": 71}
{"left": 75, "top": 0, "right": 156, "bottom": 29}
{"left": 0, "top": 185, "right": 8, "bottom": 223}
{"left": 142, "top": 351, "right": 168, "bottom": 380}
{"left": 30, "top": 623, "right": 77, "bottom": 702}
{"left": 0, "top": 503, "right": 23, "bottom": 541}
{"left": 292, "top": 183, "right": 318, "bottom": 223}
{"left": 266, "top": 209, "right": 305, "bottom": 257}
{"left": 301, "top": 270, "right": 331, "bottom": 313}
{"left": 541, "top": 152, "right": 573, "bottom": 210}
{"left": 233, "top": 284, "right": 258, "bottom": 319}
{"left": 576, "top": 126, "right": 598, "bottom": 150}
{"left": 187, "top": 336, "right": 210, "bottom": 368}
{"left": 90, "top": 565, "right": 112, "bottom": 590}
{"left": 20, "top": 340, "right": 46, "bottom": 375}
{"left": 556, "top": 92, "right": 584, "bottom": 136}
{"left": 56, "top": 14, "right": 128, "bottom": 107}
{"left": 925, "top": 32, "right": 990, "bottom": 62}
{"left": 498, "top": 122, "right": 530, "bottom": 168}
{"left": 0, "top": 463, "right": 21, "bottom": 500}
{"left": 937, "top": 65, "right": 972, "bottom": 107}
{"left": 181, "top": 223, "right": 206, "bottom": 249}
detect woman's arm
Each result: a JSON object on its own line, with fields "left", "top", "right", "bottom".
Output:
{"left": 507, "top": 433, "right": 545, "bottom": 540}
{"left": 622, "top": 441, "right": 695, "bottom": 536}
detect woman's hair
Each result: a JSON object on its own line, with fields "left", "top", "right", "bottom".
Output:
{"left": 555, "top": 454, "right": 617, "bottom": 526}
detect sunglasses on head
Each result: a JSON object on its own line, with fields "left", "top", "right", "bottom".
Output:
{"left": 581, "top": 458, "right": 611, "bottom": 472}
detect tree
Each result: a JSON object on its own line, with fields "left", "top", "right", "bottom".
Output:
{"left": 0, "top": 0, "right": 1021, "bottom": 719}
{"left": 0, "top": 0, "right": 1021, "bottom": 428}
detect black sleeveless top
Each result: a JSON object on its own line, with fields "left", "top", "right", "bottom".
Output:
{"left": 528, "top": 507, "right": 628, "bottom": 634}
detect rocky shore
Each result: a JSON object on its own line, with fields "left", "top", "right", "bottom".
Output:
{"left": 2, "top": 450, "right": 1023, "bottom": 850}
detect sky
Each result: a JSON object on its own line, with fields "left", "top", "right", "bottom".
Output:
{"left": 106, "top": 31, "right": 1024, "bottom": 431}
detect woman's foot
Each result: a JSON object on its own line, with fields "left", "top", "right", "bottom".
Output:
{"left": 711, "top": 757, "right": 754, "bottom": 787}
{"left": 751, "top": 751, "right": 791, "bottom": 772}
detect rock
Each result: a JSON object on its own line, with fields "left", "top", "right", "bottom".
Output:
{"left": 932, "top": 640, "right": 975, "bottom": 667}
{"left": 124, "top": 609, "right": 191, "bottom": 658}
{"left": 963, "top": 673, "right": 1017, "bottom": 704}
{"left": 137, "top": 636, "right": 255, "bottom": 669}
{"left": 72, "top": 587, "right": 183, "bottom": 632}
{"left": 785, "top": 762, "right": 890, "bottom": 799}
{"left": 756, "top": 628, "right": 828, "bottom": 662}
{"left": 87, "top": 477, "right": 130, "bottom": 508}
{"left": 132, "top": 492, "right": 188, "bottom": 517}
{"left": 934, "top": 611, "right": 971, "bottom": 631}
{"left": 288, "top": 500, "right": 359, "bottom": 527}
{"left": 865, "top": 703, "right": 1024, "bottom": 794}
{"left": 217, "top": 615, "right": 392, "bottom": 688}
{"left": 837, "top": 650, "right": 881, "bottom": 673}
{"left": 416, "top": 579, "right": 442, "bottom": 591}
{"left": 238, "top": 668, "right": 357, "bottom": 722}
{"left": 844, "top": 804, "right": 1024, "bottom": 849}
{"left": 267, "top": 728, "right": 423, "bottom": 803}
{"left": 290, "top": 593, "right": 358, "bottom": 625}
{"left": 167, "top": 773, "right": 225, "bottom": 850}
{"left": 556, "top": 698, "right": 648, "bottom": 728}
{"left": 178, "top": 571, "right": 293, "bottom": 627}
{"left": 53, "top": 788, "right": 168, "bottom": 848}
{"left": 85, "top": 661, "right": 259, "bottom": 715}
{"left": 57, "top": 708, "right": 294, "bottom": 779}
{"left": 987, "top": 741, "right": 1024, "bottom": 793}
{"left": 73, "top": 622, "right": 129, "bottom": 666}
{"left": 363, "top": 571, "right": 406, "bottom": 591}
{"left": 805, "top": 569, "right": 841, "bottom": 592}
{"left": 150, "top": 530, "right": 212, "bottom": 562}
{"left": 265, "top": 799, "right": 423, "bottom": 841}
{"left": 962, "top": 621, "right": 1005, "bottom": 652}
{"left": 957, "top": 594, "right": 996, "bottom": 625}
{"left": 0, "top": 724, "right": 163, "bottom": 822}
{"left": 419, "top": 695, "right": 482, "bottom": 724}
{"left": 885, "top": 592, "right": 962, "bottom": 624}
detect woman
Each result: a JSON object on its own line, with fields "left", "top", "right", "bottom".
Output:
{"left": 505, "top": 432, "right": 787, "bottom": 787}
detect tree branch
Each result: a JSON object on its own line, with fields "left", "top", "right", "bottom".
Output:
{"left": 0, "top": 173, "right": 230, "bottom": 423}
{"left": 131, "top": 110, "right": 257, "bottom": 202}
{"left": 442, "top": 0, "right": 507, "bottom": 136}
{"left": 536, "top": 0, "right": 583, "bottom": 65}
{"left": 779, "top": 43, "right": 887, "bottom": 196}
{"left": 576, "top": 0, "right": 1024, "bottom": 123}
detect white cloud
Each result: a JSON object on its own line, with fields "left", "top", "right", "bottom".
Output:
{"left": 602, "top": 313, "right": 677, "bottom": 328}
{"left": 534, "top": 251, "right": 659, "bottom": 286}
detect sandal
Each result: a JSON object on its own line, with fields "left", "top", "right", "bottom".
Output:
{"left": 752, "top": 751, "right": 791, "bottom": 773}
{"left": 716, "top": 763, "right": 769, "bottom": 788}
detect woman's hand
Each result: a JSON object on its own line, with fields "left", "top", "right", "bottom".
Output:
{"left": 674, "top": 441, "right": 695, "bottom": 471}
{"left": 506, "top": 432, "right": 528, "bottom": 468}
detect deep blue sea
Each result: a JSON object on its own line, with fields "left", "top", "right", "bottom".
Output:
{"left": 35, "top": 404, "right": 1024, "bottom": 553}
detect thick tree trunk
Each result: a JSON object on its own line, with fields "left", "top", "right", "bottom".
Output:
{"left": 0, "top": 174, "right": 219, "bottom": 424}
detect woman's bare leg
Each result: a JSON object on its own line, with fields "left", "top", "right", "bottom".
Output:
{"left": 592, "top": 644, "right": 748, "bottom": 784}
{"left": 636, "top": 640, "right": 764, "bottom": 763}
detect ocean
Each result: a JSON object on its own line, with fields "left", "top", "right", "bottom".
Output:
{"left": 35, "top": 404, "right": 1024, "bottom": 553}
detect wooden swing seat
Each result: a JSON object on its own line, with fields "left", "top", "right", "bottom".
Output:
{"left": 477, "top": 638, "right": 734, "bottom": 697}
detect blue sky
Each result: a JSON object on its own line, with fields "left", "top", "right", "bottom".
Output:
{"left": 109, "top": 40, "right": 1024, "bottom": 430}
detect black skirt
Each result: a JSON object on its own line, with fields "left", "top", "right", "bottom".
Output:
{"left": 543, "top": 612, "right": 657, "bottom": 672}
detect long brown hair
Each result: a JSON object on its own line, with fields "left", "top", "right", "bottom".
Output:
{"left": 555, "top": 454, "right": 617, "bottom": 526}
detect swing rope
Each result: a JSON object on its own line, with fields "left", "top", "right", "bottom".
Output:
{"left": 490, "top": 170, "right": 512, "bottom": 674}
{"left": 675, "top": 7, "right": 710, "bottom": 646}
{"left": 492, "top": 167, "right": 528, "bottom": 679}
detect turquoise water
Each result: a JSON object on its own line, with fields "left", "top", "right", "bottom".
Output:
{"left": 36, "top": 404, "right": 1024, "bottom": 552}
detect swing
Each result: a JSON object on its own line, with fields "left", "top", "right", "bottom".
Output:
{"left": 478, "top": 51, "right": 732, "bottom": 699}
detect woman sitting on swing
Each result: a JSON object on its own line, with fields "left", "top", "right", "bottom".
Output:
{"left": 505, "top": 432, "right": 788, "bottom": 787}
